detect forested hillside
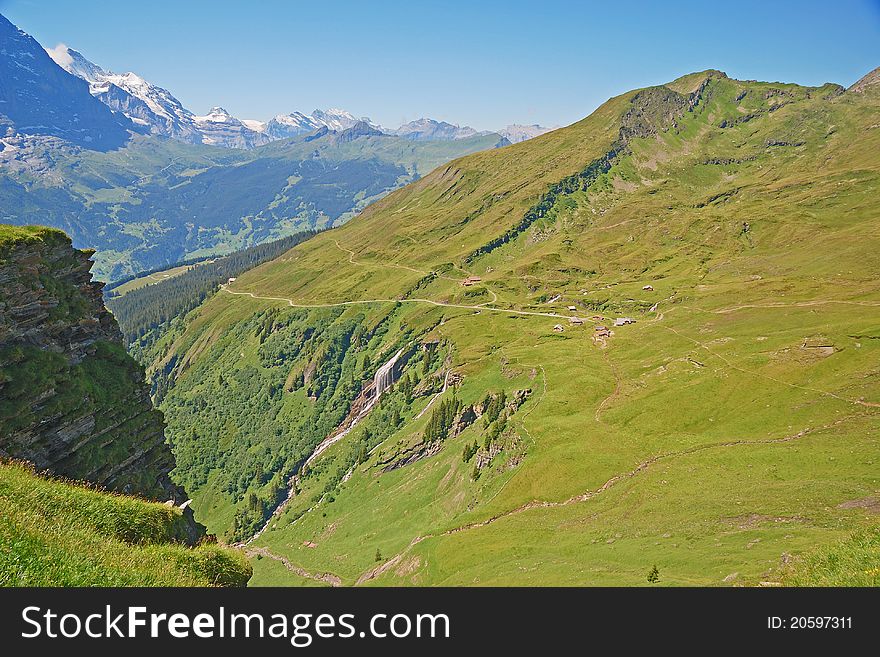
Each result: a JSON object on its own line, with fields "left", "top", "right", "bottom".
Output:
{"left": 107, "top": 230, "right": 319, "bottom": 345}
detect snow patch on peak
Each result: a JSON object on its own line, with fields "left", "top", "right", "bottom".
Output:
{"left": 392, "top": 118, "right": 484, "bottom": 141}
{"left": 46, "top": 43, "right": 73, "bottom": 69}
{"left": 498, "top": 124, "right": 555, "bottom": 143}
{"left": 46, "top": 43, "right": 107, "bottom": 84}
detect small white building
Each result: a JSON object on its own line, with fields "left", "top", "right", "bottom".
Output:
{"left": 614, "top": 317, "right": 636, "bottom": 327}
{"left": 553, "top": 324, "right": 564, "bottom": 332}
{"left": 228, "top": 277, "right": 237, "bottom": 284}
{"left": 642, "top": 284, "right": 654, "bottom": 291}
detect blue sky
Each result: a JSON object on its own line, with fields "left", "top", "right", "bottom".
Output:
{"left": 2, "top": 0, "right": 878, "bottom": 130}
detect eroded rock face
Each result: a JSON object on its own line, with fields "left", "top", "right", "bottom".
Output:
{"left": 0, "top": 228, "right": 187, "bottom": 504}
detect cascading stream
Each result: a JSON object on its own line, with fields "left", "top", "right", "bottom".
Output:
{"left": 241, "top": 347, "right": 407, "bottom": 545}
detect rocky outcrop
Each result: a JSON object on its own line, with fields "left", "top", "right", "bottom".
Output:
{"left": 333, "top": 120, "right": 386, "bottom": 144}
{"left": 0, "top": 226, "right": 194, "bottom": 511}
{"left": 847, "top": 67, "right": 880, "bottom": 94}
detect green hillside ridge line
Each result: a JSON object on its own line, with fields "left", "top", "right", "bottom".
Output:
{"left": 465, "top": 78, "right": 713, "bottom": 264}
{"left": 142, "top": 69, "right": 879, "bottom": 586}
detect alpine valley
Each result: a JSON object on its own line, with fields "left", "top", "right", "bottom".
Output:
{"left": 1, "top": 10, "right": 879, "bottom": 589}
{"left": 0, "top": 15, "right": 548, "bottom": 281}
{"left": 138, "top": 67, "right": 880, "bottom": 586}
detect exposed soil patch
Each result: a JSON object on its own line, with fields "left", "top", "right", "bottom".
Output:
{"left": 723, "top": 513, "right": 807, "bottom": 530}
{"left": 838, "top": 496, "right": 880, "bottom": 513}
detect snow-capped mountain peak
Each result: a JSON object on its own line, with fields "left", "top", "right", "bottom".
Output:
{"left": 264, "top": 108, "right": 378, "bottom": 140}
{"left": 241, "top": 119, "right": 267, "bottom": 133}
{"left": 392, "top": 118, "right": 484, "bottom": 141}
{"left": 311, "top": 108, "right": 359, "bottom": 131}
{"left": 193, "top": 106, "right": 270, "bottom": 148}
{"left": 498, "top": 124, "right": 555, "bottom": 143}
{"left": 46, "top": 43, "right": 106, "bottom": 84}
{"left": 0, "top": 17, "right": 133, "bottom": 150}
{"left": 45, "top": 43, "right": 204, "bottom": 143}
{"left": 194, "top": 107, "right": 235, "bottom": 123}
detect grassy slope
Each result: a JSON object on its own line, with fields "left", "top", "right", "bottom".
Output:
{"left": 110, "top": 263, "right": 199, "bottom": 297}
{"left": 782, "top": 524, "right": 880, "bottom": 586}
{"left": 0, "top": 461, "right": 251, "bottom": 586}
{"left": 152, "top": 71, "right": 880, "bottom": 585}
{"left": 0, "top": 224, "right": 68, "bottom": 251}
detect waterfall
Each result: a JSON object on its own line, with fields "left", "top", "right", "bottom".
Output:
{"left": 303, "top": 347, "right": 405, "bottom": 467}
{"left": 372, "top": 348, "right": 404, "bottom": 400}
{"left": 240, "top": 346, "right": 409, "bottom": 546}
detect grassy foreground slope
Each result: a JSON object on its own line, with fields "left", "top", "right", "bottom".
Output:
{"left": 782, "top": 524, "right": 880, "bottom": 586}
{"left": 0, "top": 461, "right": 251, "bottom": 586}
{"left": 150, "top": 69, "right": 880, "bottom": 585}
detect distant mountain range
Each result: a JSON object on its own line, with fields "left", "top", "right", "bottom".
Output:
{"left": 0, "top": 13, "right": 512, "bottom": 280}
{"left": 44, "top": 40, "right": 554, "bottom": 149}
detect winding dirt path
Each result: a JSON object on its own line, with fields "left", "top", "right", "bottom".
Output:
{"left": 660, "top": 324, "right": 870, "bottom": 407}
{"left": 334, "top": 240, "right": 436, "bottom": 279}
{"left": 712, "top": 299, "right": 880, "bottom": 315}
{"left": 333, "top": 239, "right": 500, "bottom": 305}
{"left": 246, "top": 547, "right": 341, "bottom": 586}
{"left": 594, "top": 350, "right": 622, "bottom": 425}
{"left": 221, "top": 286, "right": 576, "bottom": 321}
{"left": 415, "top": 369, "right": 452, "bottom": 420}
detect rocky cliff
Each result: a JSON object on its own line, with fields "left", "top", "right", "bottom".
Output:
{"left": 0, "top": 225, "right": 188, "bottom": 504}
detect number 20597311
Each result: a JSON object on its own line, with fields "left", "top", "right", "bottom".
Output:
{"left": 768, "top": 616, "right": 852, "bottom": 630}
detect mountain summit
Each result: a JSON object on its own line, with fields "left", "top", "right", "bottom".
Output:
{"left": 47, "top": 43, "right": 205, "bottom": 143}
{"left": 848, "top": 66, "right": 880, "bottom": 93}
{"left": 0, "top": 15, "right": 134, "bottom": 149}
{"left": 392, "top": 118, "right": 484, "bottom": 141}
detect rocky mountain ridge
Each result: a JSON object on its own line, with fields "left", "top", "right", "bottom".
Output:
{"left": 0, "top": 14, "right": 136, "bottom": 150}
{"left": 39, "top": 34, "right": 552, "bottom": 149}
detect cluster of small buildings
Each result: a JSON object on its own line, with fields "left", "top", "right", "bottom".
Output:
{"left": 543, "top": 283, "right": 653, "bottom": 336}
